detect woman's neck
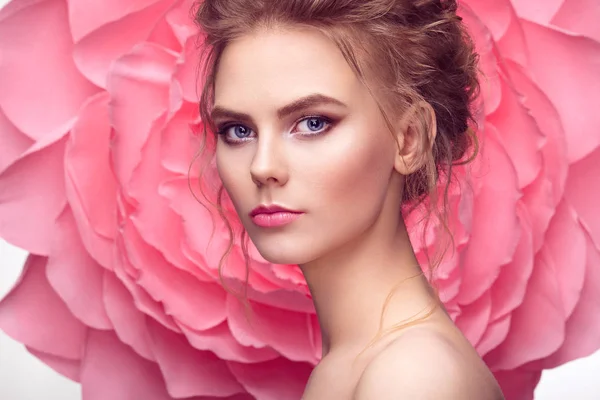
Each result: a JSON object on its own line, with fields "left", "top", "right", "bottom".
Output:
{"left": 299, "top": 219, "right": 438, "bottom": 357}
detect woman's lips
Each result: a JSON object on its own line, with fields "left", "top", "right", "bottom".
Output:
{"left": 250, "top": 211, "right": 304, "bottom": 227}
{"left": 249, "top": 205, "right": 304, "bottom": 228}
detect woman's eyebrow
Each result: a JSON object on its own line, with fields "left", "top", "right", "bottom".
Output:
{"left": 209, "top": 108, "right": 254, "bottom": 125}
{"left": 275, "top": 93, "right": 348, "bottom": 119}
{"left": 211, "top": 93, "right": 348, "bottom": 123}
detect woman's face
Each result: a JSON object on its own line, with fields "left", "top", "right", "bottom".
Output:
{"left": 213, "top": 27, "right": 400, "bottom": 265}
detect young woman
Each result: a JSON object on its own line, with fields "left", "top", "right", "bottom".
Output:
{"left": 195, "top": 0, "right": 505, "bottom": 398}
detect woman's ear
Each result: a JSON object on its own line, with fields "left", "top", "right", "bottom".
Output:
{"left": 393, "top": 101, "right": 437, "bottom": 175}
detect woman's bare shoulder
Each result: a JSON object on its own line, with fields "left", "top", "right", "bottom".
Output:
{"left": 352, "top": 327, "right": 505, "bottom": 400}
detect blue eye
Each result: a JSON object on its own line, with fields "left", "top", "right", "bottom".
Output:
{"left": 231, "top": 125, "right": 251, "bottom": 138}
{"left": 296, "top": 117, "right": 331, "bottom": 134}
{"left": 217, "top": 115, "right": 333, "bottom": 145}
{"left": 217, "top": 124, "right": 254, "bottom": 144}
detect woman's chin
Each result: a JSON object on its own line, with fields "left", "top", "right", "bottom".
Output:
{"left": 257, "top": 250, "right": 306, "bottom": 266}
{"left": 253, "top": 243, "right": 314, "bottom": 266}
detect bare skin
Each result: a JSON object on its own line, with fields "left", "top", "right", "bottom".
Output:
{"left": 213, "top": 25, "right": 504, "bottom": 399}
{"left": 303, "top": 310, "right": 504, "bottom": 399}
{"left": 299, "top": 219, "right": 504, "bottom": 400}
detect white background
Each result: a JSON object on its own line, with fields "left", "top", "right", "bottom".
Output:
{"left": 0, "top": 0, "right": 599, "bottom": 398}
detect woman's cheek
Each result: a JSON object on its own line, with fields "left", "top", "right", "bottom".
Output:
{"left": 309, "top": 131, "right": 394, "bottom": 221}
{"left": 216, "top": 150, "right": 250, "bottom": 208}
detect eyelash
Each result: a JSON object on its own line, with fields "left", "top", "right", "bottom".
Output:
{"left": 216, "top": 115, "right": 334, "bottom": 145}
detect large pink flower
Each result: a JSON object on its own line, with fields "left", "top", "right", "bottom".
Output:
{"left": 1, "top": 0, "right": 599, "bottom": 399}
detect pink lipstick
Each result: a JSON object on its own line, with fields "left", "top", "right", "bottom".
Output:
{"left": 249, "top": 205, "right": 304, "bottom": 228}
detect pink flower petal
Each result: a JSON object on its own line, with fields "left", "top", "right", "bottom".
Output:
{"left": 460, "top": 1, "right": 505, "bottom": 114}
{"left": 226, "top": 295, "right": 272, "bottom": 349}
{"left": 65, "top": 92, "right": 118, "bottom": 269}
{"left": 492, "top": 367, "right": 541, "bottom": 400}
{"left": 510, "top": 0, "right": 564, "bottom": 24}
{"left": 123, "top": 220, "right": 227, "bottom": 330}
{"left": 0, "top": 108, "right": 33, "bottom": 173}
{"left": 270, "top": 263, "right": 309, "bottom": 290}
{"left": 175, "top": 39, "right": 205, "bottom": 102}
{"left": 103, "top": 272, "right": 155, "bottom": 361}
{"left": 227, "top": 295, "right": 319, "bottom": 364}
{"left": 180, "top": 321, "right": 280, "bottom": 363}
{"left": 73, "top": 0, "right": 176, "bottom": 88}
{"left": 0, "top": 139, "right": 67, "bottom": 255}
{"left": 147, "top": 10, "right": 182, "bottom": 51}
{"left": 113, "top": 234, "right": 181, "bottom": 333}
{"left": 487, "top": 78, "right": 543, "bottom": 189}
{"left": 246, "top": 284, "right": 315, "bottom": 313}
{"left": 161, "top": 177, "right": 251, "bottom": 281}
{"left": 455, "top": 292, "right": 492, "bottom": 347}
{"left": 538, "top": 229, "right": 600, "bottom": 368}
{"left": 165, "top": 0, "right": 199, "bottom": 46}
{"left": 0, "top": 255, "right": 87, "bottom": 360}
{"left": 521, "top": 20, "right": 600, "bottom": 162}
{"left": 67, "top": 0, "right": 161, "bottom": 42}
{"left": 308, "top": 313, "right": 322, "bottom": 361}
{"left": 464, "top": 0, "right": 513, "bottom": 41}
{"left": 128, "top": 114, "right": 207, "bottom": 279}
{"left": 232, "top": 247, "right": 306, "bottom": 294}
{"left": 0, "top": 0, "right": 98, "bottom": 139}
{"left": 457, "top": 126, "right": 521, "bottom": 304}
{"left": 80, "top": 329, "right": 172, "bottom": 400}
{"left": 541, "top": 200, "right": 587, "bottom": 318}
{"left": 552, "top": 0, "right": 600, "bottom": 42}
{"left": 506, "top": 59, "right": 568, "bottom": 251}
{"left": 0, "top": 0, "right": 45, "bottom": 20}
{"left": 27, "top": 347, "right": 81, "bottom": 382}
{"left": 147, "top": 319, "right": 245, "bottom": 398}
{"left": 45, "top": 208, "right": 112, "bottom": 330}
{"left": 565, "top": 147, "right": 600, "bottom": 250}
{"left": 477, "top": 314, "right": 512, "bottom": 356}
{"left": 489, "top": 204, "right": 534, "bottom": 320}
{"left": 228, "top": 358, "right": 313, "bottom": 400}
{"left": 485, "top": 249, "right": 566, "bottom": 370}
{"left": 159, "top": 103, "right": 200, "bottom": 175}
{"left": 495, "top": 5, "right": 530, "bottom": 67}
{"left": 107, "top": 42, "right": 178, "bottom": 186}
{"left": 433, "top": 256, "right": 462, "bottom": 306}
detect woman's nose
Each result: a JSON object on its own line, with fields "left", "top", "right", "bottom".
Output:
{"left": 249, "top": 137, "right": 289, "bottom": 188}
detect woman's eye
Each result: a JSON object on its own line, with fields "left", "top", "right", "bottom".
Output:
{"left": 218, "top": 124, "right": 254, "bottom": 143}
{"left": 217, "top": 116, "right": 332, "bottom": 144}
{"left": 230, "top": 125, "right": 252, "bottom": 138}
{"left": 295, "top": 117, "right": 331, "bottom": 134}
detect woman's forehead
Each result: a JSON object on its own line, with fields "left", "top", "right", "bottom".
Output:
{"left": 213, "top": 27, "right": 365, "bottom": 110}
